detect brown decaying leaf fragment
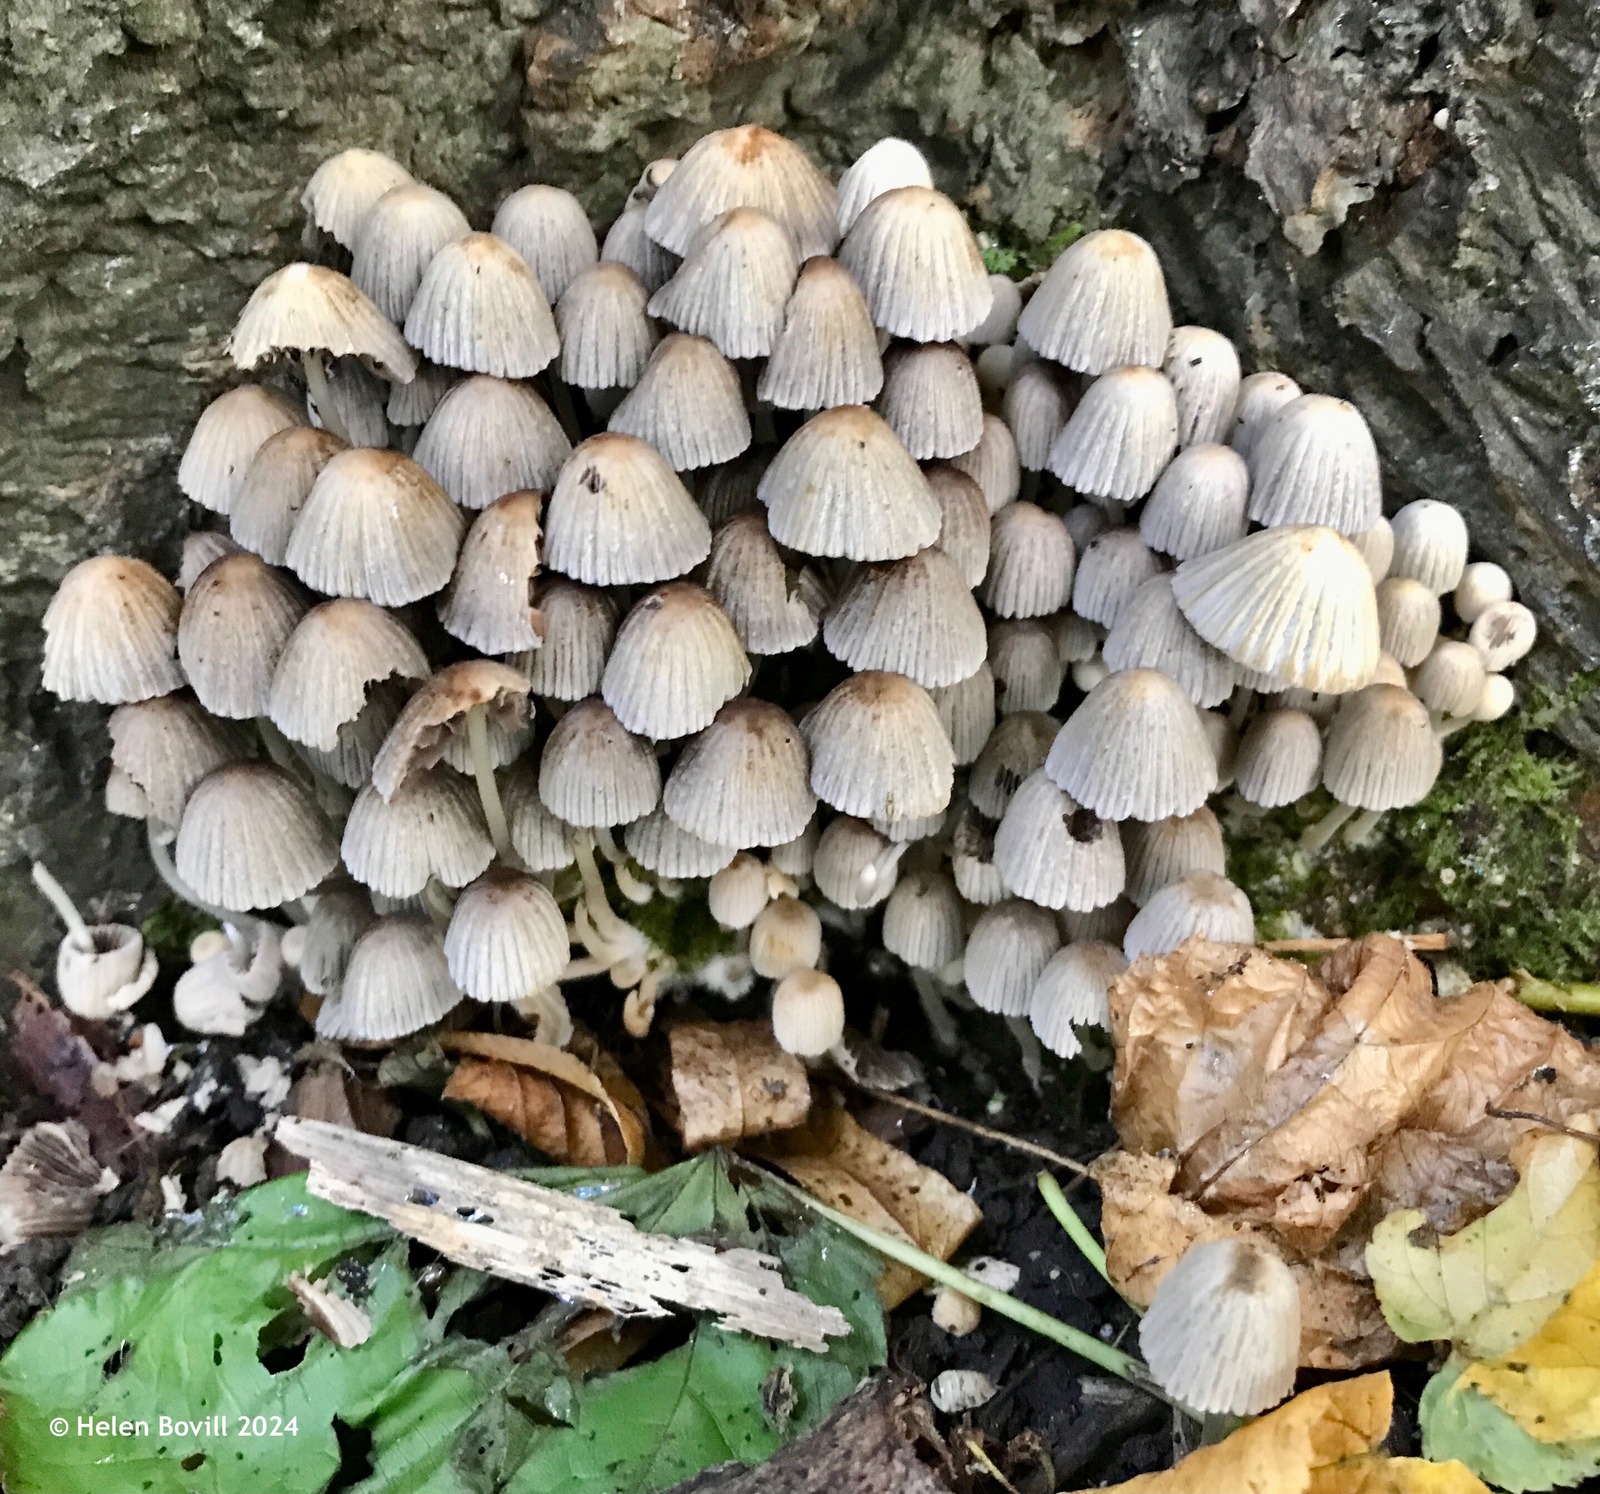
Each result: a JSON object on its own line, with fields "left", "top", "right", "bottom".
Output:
{"left": 667, "top": 1020, "right": 811, "bottom": 1151}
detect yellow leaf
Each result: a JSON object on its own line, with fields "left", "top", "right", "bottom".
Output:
{"left": 1308, "top": 1454, "right": 1493, "bottom": 1492}
{"left": 1366, "top": 1125, "right": 1600, "bottom": 1359}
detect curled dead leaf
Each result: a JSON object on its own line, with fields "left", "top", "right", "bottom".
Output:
{"left": 666, "top": 1021, "right": 811, "bottom": 1151}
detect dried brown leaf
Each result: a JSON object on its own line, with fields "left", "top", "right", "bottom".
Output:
{"left": 667, "top": 1021, "right": 811, "bottom": 1151}
{"left": 7, "top": 985, "right": 141, "bottom": 1160}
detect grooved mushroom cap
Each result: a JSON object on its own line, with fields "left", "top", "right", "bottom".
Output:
{"left": 108, "top": 692, "right": 250, "bottom": 829}
{"left": 175, "top": 762, "right": 340, "bottom": 911}
{"left": 1122, "top": 807, "right": 1226, "bottom": 906}
{"left": 882, "top": 869, "right": 965, "bottom": 970}
{"left": 643, "top": 125, "right": 836, "bottom": 259}
{"left": 268, "top": 599, "right": 429, "bottom": 750}
{"left": 771, "top": 968, "right": 846, "bottom": 1057}
{"left": 544, "top": 433, "right": 711, "bottom": 586}
{"left": 993, "top": 769, "right": 1126, "bottom": 913}
{"left": 1387, "top": 499, "right": 1470, "bottom": 595}
{"left": 803, "top": 671, "right": 955, "bottom": 823}
{"left": 413, "top": 375, "right": 571, "bottom": 509}
{"left": 302, "top": 148, "right": 414, "bottom": 249}
{"left": 387, "top": 361, "right": 457, "bottom": 427}
{"left": 370, "top": 659, "right": 530, "bottom": 801}
{"left": 1246, "top": 393, "right": 1382, "bottom": 535}
{"left": 300, "top": 886, "right": 375, "bottom": 997}
{"left": 314, "top": 916, "right": 464, "bottom": 1044}
{"left": 1375, "top": 577, "right": 1442, "bottom": 668}
{"left": 1029, "top": 940, "right": 1126, "bottom": 1058}
{"left": 502, "top": 763, "right": 576, "bottom": 872}
{"left": 758, "top": 405, "right": 941, "bottom": 562}
{"left": 602, "top": 583, "right": 751, "bottom": 740}
{"left": 231, "top": 426, "right": 347, "bottom": 565}
{"left": 1123, "top": 872, "right": 1255, "bottom": 959}
{"left": 437, "top": 489, "right": 547, "bottom": 655}
{"left": 823, "top": 546, "right": 987, "bottom": 688}
{"left": 609, "top": 334, "right": 752, "bottom": 471}
{"left": 877, "top": 342, "right": 984, "bottom": 461}
{"left": 648, "top": 207, "right": 800, "bottom": 360}
{"left": 926, "top": 464, "right": 992, "bottom": 588}
{"left": 556, "top": 262, "right": 658, "bottom": 390}
{"left": 964, "top": 898, "right": 1061, "bottom": 1015}
{"left": 444, "top": 868, "right": 569, "bottom": 1003}
{"left": 1071, "top": 528, "right": 1162, "bottom": 630}
{"left": 705, "top": 510, "right": 824, "bottom": 657}
{"left": 971, "top": 272, "right": 1023, "bottom": 345}
{"left": 41, "top": 556, "right": 184, "bottom": 705}
{"left": 1172, "top": 525, "right": 1380, "bottom": 693}
{"left": 1322, "top": 683, "right": 1443, "bottom": 810}
{"left": 404, "top": 232, "right": 559, "bottom": 378}
{"left": 1410, "top": 639, "right": 1487, "bottom": 718}
{"left": 1164, "top": 326, "right": 1242, "bottom": 447}
{"left": 623, "top": 808, "right": 736, "bottom": 878}
{"left": 537, "top": 698, "right": 661, "bottom": 827}
{"left": 286, "top": 447, "right": 465, "bottom": 606}
{"left": 0, "top": 1120, "right": 118, "bottom": 1244}
{"left": 1016, "top": 229, "right": 1172, "bottom": 374}
{"left": 510, "top": 578, "right": 618, "bottom": 701}
{"left": 835, "top": 137, "right": 934, "bottom": 236}
{"left": 1229, "top": 371, "right": 1302, "bottom": 460}
{"left": 664, "top": 698, "right": 815, "bottom": 850}
{"left": 178, "top": 553, "right": 308, "bottom": 720}
{"left": 949, "top": 413, "right": 1022, "bottom": 513}
{"left": 1045, "top": 668, "right": 1218, "bottom": 821}
{"left": 1102, "top": 576, "right": 1237, "bottom": 709}
{"left": 839, "top": 186, "right": 992, "bottom": 343}
{"left": 179, "top": 532, "right": 244, "bottom": 592}
{"left": 979, "top": 503, "right": 1075, "bottom": 619}
{"left": 1004, "top": 361, "right": 1075, "bottom": 472}
{"left": 757, "top": 256, "right": 885, "bottom": 411}
{"left": 814, "top": 816, "right": 903, "bottom": 910}
{"left": 929, "top": 663, "right": 997, "bottom": 767}
{"left": 350, "top": 184, "right": 472, "bottom": 323}
{"left": 1139, "top": 1239, "right": 1300, "bottom": 1416}
{"left": 601, "top": 205, "right": 677, "bottom": 293}
{"left": 1468, "top": 599, "right": 1537, "bottom": 671}
{"left": 227, "top": 263, "right": 416, "bottom": 383}
{"left": 1234, "top": 708, "right": 1324, "bottom": 809}
{"left": 969, "top": 710, "right": 1059, "bottom": 819}
{"left": 342, "top": 768, "right": 494, "bottom": 898}
{"left": 1139, "top": 443, "right": 1250, "bottom": 561}
{"left": 990, "top": 616, "right": 1064, "bottom": 712}
{"left": 950, "top": 799, "right": 1005, "bottom": 906}
{"left": 490, "top": 184, "right": 599, "bottom": 303}
{"left": 179, "top": 385, "right": 307, "bottom": 515}
{"left": 1047, "top": 365, "right": 1179, "bottom": 503}
{"left": 1354, "top": 516, "right": 1394, "bottom": 584}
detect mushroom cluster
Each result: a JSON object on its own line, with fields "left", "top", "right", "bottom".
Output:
{"left": 39, "top": 131, "right": 1537, "bottom": 1062}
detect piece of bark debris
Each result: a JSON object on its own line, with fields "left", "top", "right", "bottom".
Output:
{"left": 666, "top": 1020, "right": 811, "bottom": 1150}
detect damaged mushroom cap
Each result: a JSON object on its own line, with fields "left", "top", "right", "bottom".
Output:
{"left": 969, "top": 711, "right": 1059, "bottom": 819}
{"left": 1029, "top": 940, "right": 1126, "bottom": 1058}
{"left": 609, "top": 334, "right": 752, "bottom": 471}
{"left": 1389, "top": 499, "right": 1470, "bottom": 595}
{"left": 413, "top": 375, "right": 571, "bottom": 509}
{"left": 491, "top": 183, "right": 599, "bottom": 303}
{"left": 544, "top": 433, "right": 711, "bottom": 586}
{"left": 437, "top": 489, "right": 547, "bottom": 655}
{"left": 1017, "top": 229, "right": 1172, "bottom": 374}
{"left": 351, "top": 184, "right": 472, "bottom": 325}
{"left": 342, "top": 768, "right": 494, "bottom": 898}
{"left": 511, "top": 578, "right": 619, "bottom": 702}
{"left": 404, "top": 232, "right": 559, "bottom": 379}
{"left": 1233, "top": 709, "right": 1324, "bottom": 810}
{"left": 108, "top": 691, "right": 251, "bottom": 829}
{"left": 1247, "top": 394, "right": 1382, "bottom": 536}
{"left": 1123, "top": 872, "right": 1256, "bottom": 960}
{"left": 823, "top": 546, "right": 987, "bottom": 689}
{"left": 300, "top": 885, "right": 376, "bottom": 997}
{"left": 315, "top": 915, "right": 464, "bottom": 1044}
{"left": 42, "top": 556, "right": 184, "bottom": 705}
{"left": 835, "top": 137, "right": 933, "bottom": 236}
{"left": 964, "top": 898, "right": 1061, "bottom": 1015}
{"left": 178, "top": 552, "right": 308, "bottom": 720}
{"left": 1122, "top": 806, "right": 1226, "bottom": 906}
{"left": 624, "top": 807, "right": 736, "bottom": 878}
{"left": 179, "top": 384, "right": 307, "bottom": 515}
{"left": 980, "top": 503, "right": 1075, "bottom": 619}
{"left": 771, "top": 968, "right": 846, "bottom": 1057}
{"left": 302, "top": 147, "right": 414, "bottom": 249}
{"left": 1102, "top": 576, "right": 1237, "bottom": 709}
{"left": 231, "top": 426, "right": 348, "bottom": 565}
{"left": 175, "top": 762, "right": 340, "bottom": 911}
{"left": 708, "top": 851, "right": 772, "bottom": 929}
{"left": 227, "top": 263, "right": 416, "bottom": 384}
{"left": 926, "top": 464, "right": 992, "bottom": 589}
{"left": 877, "top": 341, "right": 984, "bottom": 461}
{"left": 1048, "top": 365, "right": 1179, "bottom": 504}
{"left": 1411, "top": 639, "right": 1488, "bottom": 718}
{"left": 502, "top": 763, "right": 577, "bottom": 872}
{"left": 664, "top": 698, "right": 815, "bottom": 849}
{"left": 929, "top": 663, "right": 997, "bottom": 767}
{"left": 750, "top": 895, "right": 824, "bottom": 980}
{"left": 1003, "top": 361, "right": 1074, "bottom": 472}
{"left": 172, "top": 921, "right": 284, "bottom": 1036}
{"left": 648, "top": 207, "right": 800, "bottom": 360}
{"left": 0, "top": 1120, "right": 117, "bottom": 1245}
{"left": 1469, "top": 599, "right": 1537, "bottom": 672}
{"left": 950, "top": 799, "right": 1006, "bottom": 906}
{"left": 1375, "top": 577, "right": 1443, "bottom": 669}
{"left": 882, "top": 868, "right": 965, "bottom": 970}
{"left": 557, "top": 262, "right": 658, "bottom": 390}
{"left": 814, "top": 815, "right": 905, "bottom": 910}
{"left": 1229, "top": 371, "right": 1302, "bottom": 460}
{"left": 1139, "top": 444, "right": 1250, "bottom": 562}
{"left": 370, "top": 659, "right": 530, "bottom": 801}
{"left": 757, "top": 255, "right": 885, "bottom": 411}
{"left": 1046, "top": 668, "right": 1218, "bottom": 821}
{"left": 53, "top": 914, "right": 158, "bottom": 1022}
{"left": 994, "top": 769, "right": 1126, "bottom": 913}
{"left": 705, "top": 510, "right": 824, "bottom": 657}
{"left": 949, "top": 413, "right": 1022, "bottom": 514}
{"left": 1164, "top": 326, "right": 1241, "bottom": 447}
{"left": 602, "top": 583, "right": 752, "bottom": 740}
{"left": 804, "top": 671, "right": 955, "bottom": 823}
{"left": 444, "top": 867, "right": 569, "bottom": 1003}
{"left": 537, "top": 698, "right": 661, "bottom": 827}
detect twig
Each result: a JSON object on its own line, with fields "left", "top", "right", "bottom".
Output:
{"left": 1262, "top": 933, "right": 1451, "bottom": 953}
{"left": 1512, "top": 971, "right": 1600, "bottom": 1016}
{"left": 1485, "top": 1106, "right": 1600, "bottom": 1143}
{"left": 964, "top": 1438, "right": 1021, "bottom": 1494}
{"left": 1037, "top": 1172, "right": 1113, "bottom": 1291}
{"left": 843, "top": 1086, "right": 1092, "bottom": 1178}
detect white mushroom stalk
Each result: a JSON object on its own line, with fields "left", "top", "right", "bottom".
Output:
{"left": 31, "top": 862, "right": 92, "bottom": 951}
{"left": 464, "top": 702, "right": 513, "bottom": 858}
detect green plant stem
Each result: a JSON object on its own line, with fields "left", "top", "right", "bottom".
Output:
{"left": 1037, "top": 1171, "right": 1112, "bottom": 1290}
{"left": 1513, "top": 971, "right": 1600, "bottom": 1016}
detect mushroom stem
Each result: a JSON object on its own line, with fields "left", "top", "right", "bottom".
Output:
{"left": 1434, "top": 712, "right": 1474, "bottom": 741}
{"left": 1300, "top": 800, "right": 1357, "bottom": 855}
{"left": 464, "top": 704, "right": 512, "bottom": 858}
{"left": 1226, "top": 686, "right": 1255, "bottom": 730}
{"left": 31, "top": 862, "right": 92, "bottom": 950}
{"left": 301, "top": 350, "right": 352, "bottom": 444}
{"left": 911, "top": 969, "right": 962, "bottom": 1053}
{"left": 1342, "top": 808, "right": 1384, "bottom": 847}
{"left": 1007, "top": 1015, "right": 1045, "bottom": 1093}
{"left": 560, "top": 954, "right": 612, "bottom": 980}
{"left": 613, "top": 861, "right": 655, "bottom": 905}
{"left": 572, "top": 831, "right": 631, "bottom": 946}
{"left": 420, "top": 878, "right": 456, "bottom": 932}
{"left": 546, "top": 373, "right": 583, "bottom": 445}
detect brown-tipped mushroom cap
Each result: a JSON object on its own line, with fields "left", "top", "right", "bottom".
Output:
{"left": 1017, "top": 229, "right": 1171, "bottom": 374}
{"left": 370, "top": 659, "right": 530, "bottom": 801}
{"left": 537, "top": 698, "right": 661, "bottom": 827}
{"left": 601, "top": 583, "right": 751, "bottom": 740}
{"left": 490, "top": 184, "right": 598, "bottom": 303}
{"left": 647, "top": 207, "right": 800, "bottom": 360}
{"left": 178, "top": 552, "right": 308, "bottom": 719}
{"left": 179, "top": 385, "right": 307, "bottom": 515}
{"left": 608, "top": 334, "right": 752, "bottom": 471}
{"left": 663, "top": 698, "right": 815, "bottom": 849}
{"left": 404, "top": 233, "right": 559, "bottom": 379}
{"left": 314, "top": 915, "right": 463, "bottom": 1044}
{"left": 757, "top": 256, "right": 884, "bottom": 411}
{"left": 42, "top": 556, "right": 184, "bottom": 705}
{"left": 445, "top": 867, "right": 569, "bottom": 1003}
{"left": 1121, "top": 806, "right": 1226, "bottom": 906}
{"left": 1123, "top": 872, "right": 1255, "bottom": 959}
{"left": 437, "top": 490, "right": 547, "bottom": 655}
{"left": 1321, "top": 683, "right": 1442, "bottom": 810}
{"left": 877, "top": 342, "right": 984, "bottom": 461}
{"left": 556, "top": 262, "right": 658, "bottom": 390}
{"left": 350, "top": 183, "right": 472, "bottom": 323}
{"left": 413, "top": 375, "right": 571, "bottom": 509}
{"left": 108, "top": 692, "right": 251, "bottom": 830}
{"left": 302, "top": 148, "right": 414, "bottom": 248}
{"left": 802, "top": 671, "right": 955, "bottom": 822}
{"left": 227, "top": 263, "right": 416, "bottom": 383}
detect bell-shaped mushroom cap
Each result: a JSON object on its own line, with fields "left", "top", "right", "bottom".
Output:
{"left": 804, "top": 671, "right": 955, "bottom": 823}
{"left": 1473, "top": 673, "right": 1516, "bottom": 722}
{"left": 47, "top": 906, "right": 156, "bottom": 1021}
{"left": 994, "top": 769, "right": 1125, "bottom": 912}
{"left": 1173, "top": 525, "right": 1380, "bottom": 693}
{"left": 370, "top": 659, "right": 530, "bottom": 801}
{"left": 602, "top": 583, "right": 751, "bottom": 740}
{"left": 624, "top": 807, "right": 735, "bottom": 878}
{"left": 1003, "top": 361, "right": 1075, "bottom": 472}
{"left": 1046, "top": 668, "right": 1218, "bottom": 821}
{"left": 644, "top": 125, "right": 836, "bottom": 260}
{"left": 175, "top": 762, "right": 339, "bottom": 910}
{"left": 413, "top": 375, "right": 571, "bottom": 509}
{"left": 814, "top": 816, "right": 905, "bottom": 910}
{"left": 511, "top": 578, "right": 618, "bottom": 701}
{"left": 1322, "top": 683, "right": 1442, "bottom": 810}
{"left": 1048, "top": 365, "right": 1179, "bottom": 503}
{"left": 950, "top": 798, "right": 1005, "bottom": 906}
{"left": 108, "top": 693, "right": 249, "bottom": 829}
{"left": 664, "top": 698, "right": 815, "bottom": 849}
{"left": 971, "top": 272, "right": 1023, "bottom": 346}
{"left": 836, "top": 137, "right": 933, "bottom": 236}
{"left": 1411, "top": 638, "right": 1487, "bottom": 717}
{"left": 387, "top": 360, "right": 457, "bottom": 427}
{"left": 1052, "top": 611, "right": 1099, "bottom": 666}
{"left": 227, "top": 263, "right": 416, "bottom": 383}
{"left": 980, "top": 503, "right": 1075, "bottom": 619}
{"left": 538, "top": 697, "right": 661, "bottom": 826}
{"left": 759, "top": 405, "right": 941, "bottom": 561}
{"left": 436, "top": 490, "right": 546, "bottom": 655}
{"left": 708, "top": 851, "right": 772, "bottom": 929}
{"left": 1375, "top": 577, "right": 1442, "bottom": 668}
{"left": 1233, "top": 709, "right": 1323, "bottom": 809}
{"left": 557, "top": 262, "right": 657, "bottom": 390}
{"left": 1122, "top": 806, "right": 1225, "bottom": 906}
{"left": 1164, "top": 326, "right": 1241, "bottom": 447}
{"left": 349, "top": 183, "right": 472, "bottom": 323}
{"left": 771, "top": 968, "right": 845, "bottom": 1057}
{"left": 757, "top": 256, "right": 884, "bottom": 411}
{"left": 601, "top": 204, "right": 678, "bottom": 293}
{"left": 839, "top": 186, "right": 991, "bottom": 343}
{"left": 705, "top": 510, "right": 823, "bottom": 656}
{"left": 1139, "top": 1239, "right": 1300, "bottom": 1416}
{"left": 926, "top": 464, "right": 991, "bottom": 589}
{"left": 964, "top": 898, "right": 1061, "bottom": 1015}
{"left": 41, "top": 556, "right": 184, "bottom": 705}
{"left": 1453, "top": 561, "right": 1513, "bottom": 625}
{"left": 501, "top": 763, "right": 576, "bottom": 872}
{"left": 750, "top": 895, "right": 823, "bottom": 980}
{"left": 1469, "top": 599, "right": 1537, "bottom": 671}
{"left": 342, "top": 768, "right": 494, "bottom": 897}
{"left": 969, "top": 711, "right": 1058, "bottom": 819}
{"left": 1246, "top": 393, "right": 1382, "bottom": 535}
{"left": 315, "top": 915, "right": 464, "bottom": 1043}
{"left": 1123, "top": 872, "right": 1255, "bottom": 959}
{"left": 544, "top": 433, "right": 711, "bottom": 586}
{"left": 300, "top": 885, "right": 375, "bottom": 997}
{"left": 1103, "top": 576, "right": 1237, "bottom": 709}
{"left": 647, "top": 207, "right": 800, "bottom": 360}
{"left": 930, "top": 663, "right": 997, "bottom": 767}
{"left": 490, "top": 184, "right": 598, "bottom": 302}
{"left": 1389, "top": 498, "right": 1470, "bottom": 595}
{"left": 404, "top": 233, "right": 559, "bottom": 379}
{"left": 1229, "top": 370, "right": 1303, "bottom": 459}
{"left": 302, "top": 148, "right": 414, "bottom": 248}
{"left": 877, "top": 342, "right": 984, "bottom": 461}
{"left": 1353, "top": 516, "right": 1394, "bottom": 584}
{"left": 231, "top": 427, "right": 346, "bottom": 565}
{"left": 882, "top": 868, "right": 964, "bottom": 970}
{"left": 0, "top": 1119, "right": 118, "bottom": 1245}
{"left": 1016, "top": 229, "right": 1172, "bottom": 373}
{"left": 823, "top": 547, "right": 987, "bottom": 688}
{"left": 179, "top": 531, "right": 245, "bottom": 592}
{"left": 286, "top": 447, "right": 465, "bottom": 605}
{"left": 1029, "top": 940, "right": 1125, "bottom": 1057}
{"left": 444, "top": 867, "right": 568, "bottom": 1002}
{"left": 1072, "top": 528, "right": 1162, "bottom": 630}
{"left": 990, "top": 620, "right": 1065, "bottom": 715}
{"left": 269, "top": 599, "right": 429, "bottom": 750}
{"left": 178, "top": 553, "right": 308, "bottom": 719}
{"left": 950, "top": 413, "right": 1022, "bottom": 514}
{"left": 179, "top": 385, "right": 307, "bottom": 515}
{"left": 609, "top": 334, "right": 752, "bottom": 471}
{"left": 1139, "top": 443, "right": 1250, "bottom": 561}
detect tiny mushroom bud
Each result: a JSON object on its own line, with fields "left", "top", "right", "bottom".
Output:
{"left": 771, "top": 968, "right": 846, "bottom": 1057}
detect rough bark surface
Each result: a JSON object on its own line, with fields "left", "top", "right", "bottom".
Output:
{"left": 3, "top": 0, "right": 1598, "bottom": 964}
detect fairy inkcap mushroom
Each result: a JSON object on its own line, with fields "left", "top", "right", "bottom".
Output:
{"left": 437, "top": 490, "right": 547, "bottom": 656}
{"left": 993, "top": 769, "right": 1126, "bottom": 912}
{"left": 314, "top": 915, "right": 464, "bottom": 1044}
{"left": 979, "top": 503, "right": 1075, "bottom": 619}
{"left": 512, "top": 579, "right": 618, "bottom": 701}
{"left": 31, "top": 862, "right": 159, "bottom": 1021}
{"left": 1374, "top": 576, "right": 1443, "bottom": 669}
{"left": 108, "top": 693, "right": 249, "bottom": 831}
{"left": 648, "top": 207, "right": 800, "bottom": 360}
{"left": 877, "top": 342, "right": 984, "bottom": 461}
{"left": 925, "top": 464, "right": 991, "bottom": 589}
{"left": 490, "top": 184, "right": 599, "bottom": 302}
{"left": 1060, "top": 896, "right": 1135, "bottom": 945}
{"left": 882, "top": 869, "right": 965, "bottom": 971}
{"left": 1473, "top": 673, "right": 1516, "bottom": 722}
{"left": 969, "top": 711, "right": 1059, "bottom": 819}
{"left": 964, "top": 898, "right": 1061, "bottom": 1015}
{"left": 0, "top": 1120, "right": 118, "bottom": 1245}
{"left": 970, "top": 273, "right": 1023, "bottom": 346}
{"left": 444, "top": 868, "right": 569, "bottom": 1003}
{"left": 349, "top": 182, "right": 472, "bottom": 324}
{"left": 609, "top": 334, "right": 752, "bottom": 470}
{"left": 989, "top": 620, "right": 1066, "bottom": 715}
{"left": 949, "top": 413, "right": 1022, "bottom": 513}
{"left": 1071, "top": 529, "right": 1163, "bottom": 631}
{"left": 749, "top": 896, "right": 824, "bottom": 980}
{"left": 177, "top": 552, "right": 308, "bottom": 720}
{"left": 823, "top": 546, "right": 987, "bottom": 688}
{"left": 1138, "top": 443, "right": 1250, "bottom": 561}
{"left": 708, "top": 851, "right": 773, "bottom": 930}
{"left": 602, "top": 583, "right": 752, "bottom": 740}
{"left": 1123, "top": 872, "right": 1256, "bottom": 959}
{"left": 623, "top": 808, "right": 735, "bottom": 878}
{"left": 1121, "top": 807, "right": 1226, "bottom": 906}
{"left": 1029, "top": 940, "right": 1126, "bottom": 1058}
{"left": 302, "top": 148, "right": 414, "bottom": 250}
{"left": 1003, "top": 361, "right": 1075, "bottom": 473}
{"left": 1102, "top": 576, "right": 1238, "bottom": 709}
{"left": 771, "top": 968, "right": 846, "bottom": 1057}
{"left": 1389, "top": 498, "right": 1470, "bottom": 595}
{"left": 42, "top": 556, "right": 184, "bottom": 705}
{"left": 1164, "top": 326, "right": 1241, "bottom": 447}
{"left": 835, "top": 137, "right": 934, "bottom": 236}
{"left": 706, "top": 510, "right": 824, "bottom": 657}
{"left": 178, "top": 385, "right": 307, "bottom": 515}
{"left": 1304, "top": 683, "right": 1443, "bottom": 850}
{"left": 413, "top": 375, "right": 570, "bottom": 509}
{"left": 342, "top": 768, "right": 494, "bottom": 899}
{"left": 813, "top": 815, "right": 906, "bottom": 910}
{"left": 179, "top": 531, "right": 244, "bottom": 591}
{"left": 1017, "top": 229, "right": 1171, "bottom": 374}
{"left": 1229, "top": 371, "right": 1302, "bottom": 459}
{"left": 600, "top": 204, "right": 677, "bottom": 294}
{"left": 1412, "top": 638, "right": 1488, "bottom": 719}
{"left": 556, "top": 262, "right": 658, "bottom": 391}
{"left": 1233, "top": 709, "right": 1324, "bottom": 810}
{"left": 1469, "top": 599, "right": 1537, "bottom": 671}
{"left": 172, "top": 921, "right": 283, "bottom": 1036}
{"left": 387, "top": 360, "right": 456, "bottom": 428}
{"left": 404, "top": 233, "right": 559, "bottom": 379}
{"left": 1047, "top": 365, "right": 1179, "bottom": 504}
{"left": 929, "top": 664, "right": 997, "bottom": 767}
{"left": 500, "top": 764, "right": 576, "bottom": 873}
{"left": 757, "top": 256, "right": 885, "bottom": 411}
{"left": 803, "top": 671, "right": 955, "bottom": 823}
{"left": 230, "top": 427, "right": 347, "bottom": 565}
{"left": 664, "top": 698, "right": 815, "bottom": 849}
{"left": 299, "top": 886, "right": 375, "bottom": 997}
{"left": 1246, "top": 394, "right": 1382, "bottom": 535}
{"left": 1453, "top": 561, "right": 1513, "bottom": 624}
{"left": 537, "top": 698, "right": 662, "bottom": 828}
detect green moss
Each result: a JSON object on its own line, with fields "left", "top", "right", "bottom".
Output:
{"left": 140, "top": 896, "right": 217, "bottom": 965}
{"left": 978, "top": 222, "right": 1085, "bottom": 279}
{"left": 627, "top": 885, "right": 739, "bottom": 975}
